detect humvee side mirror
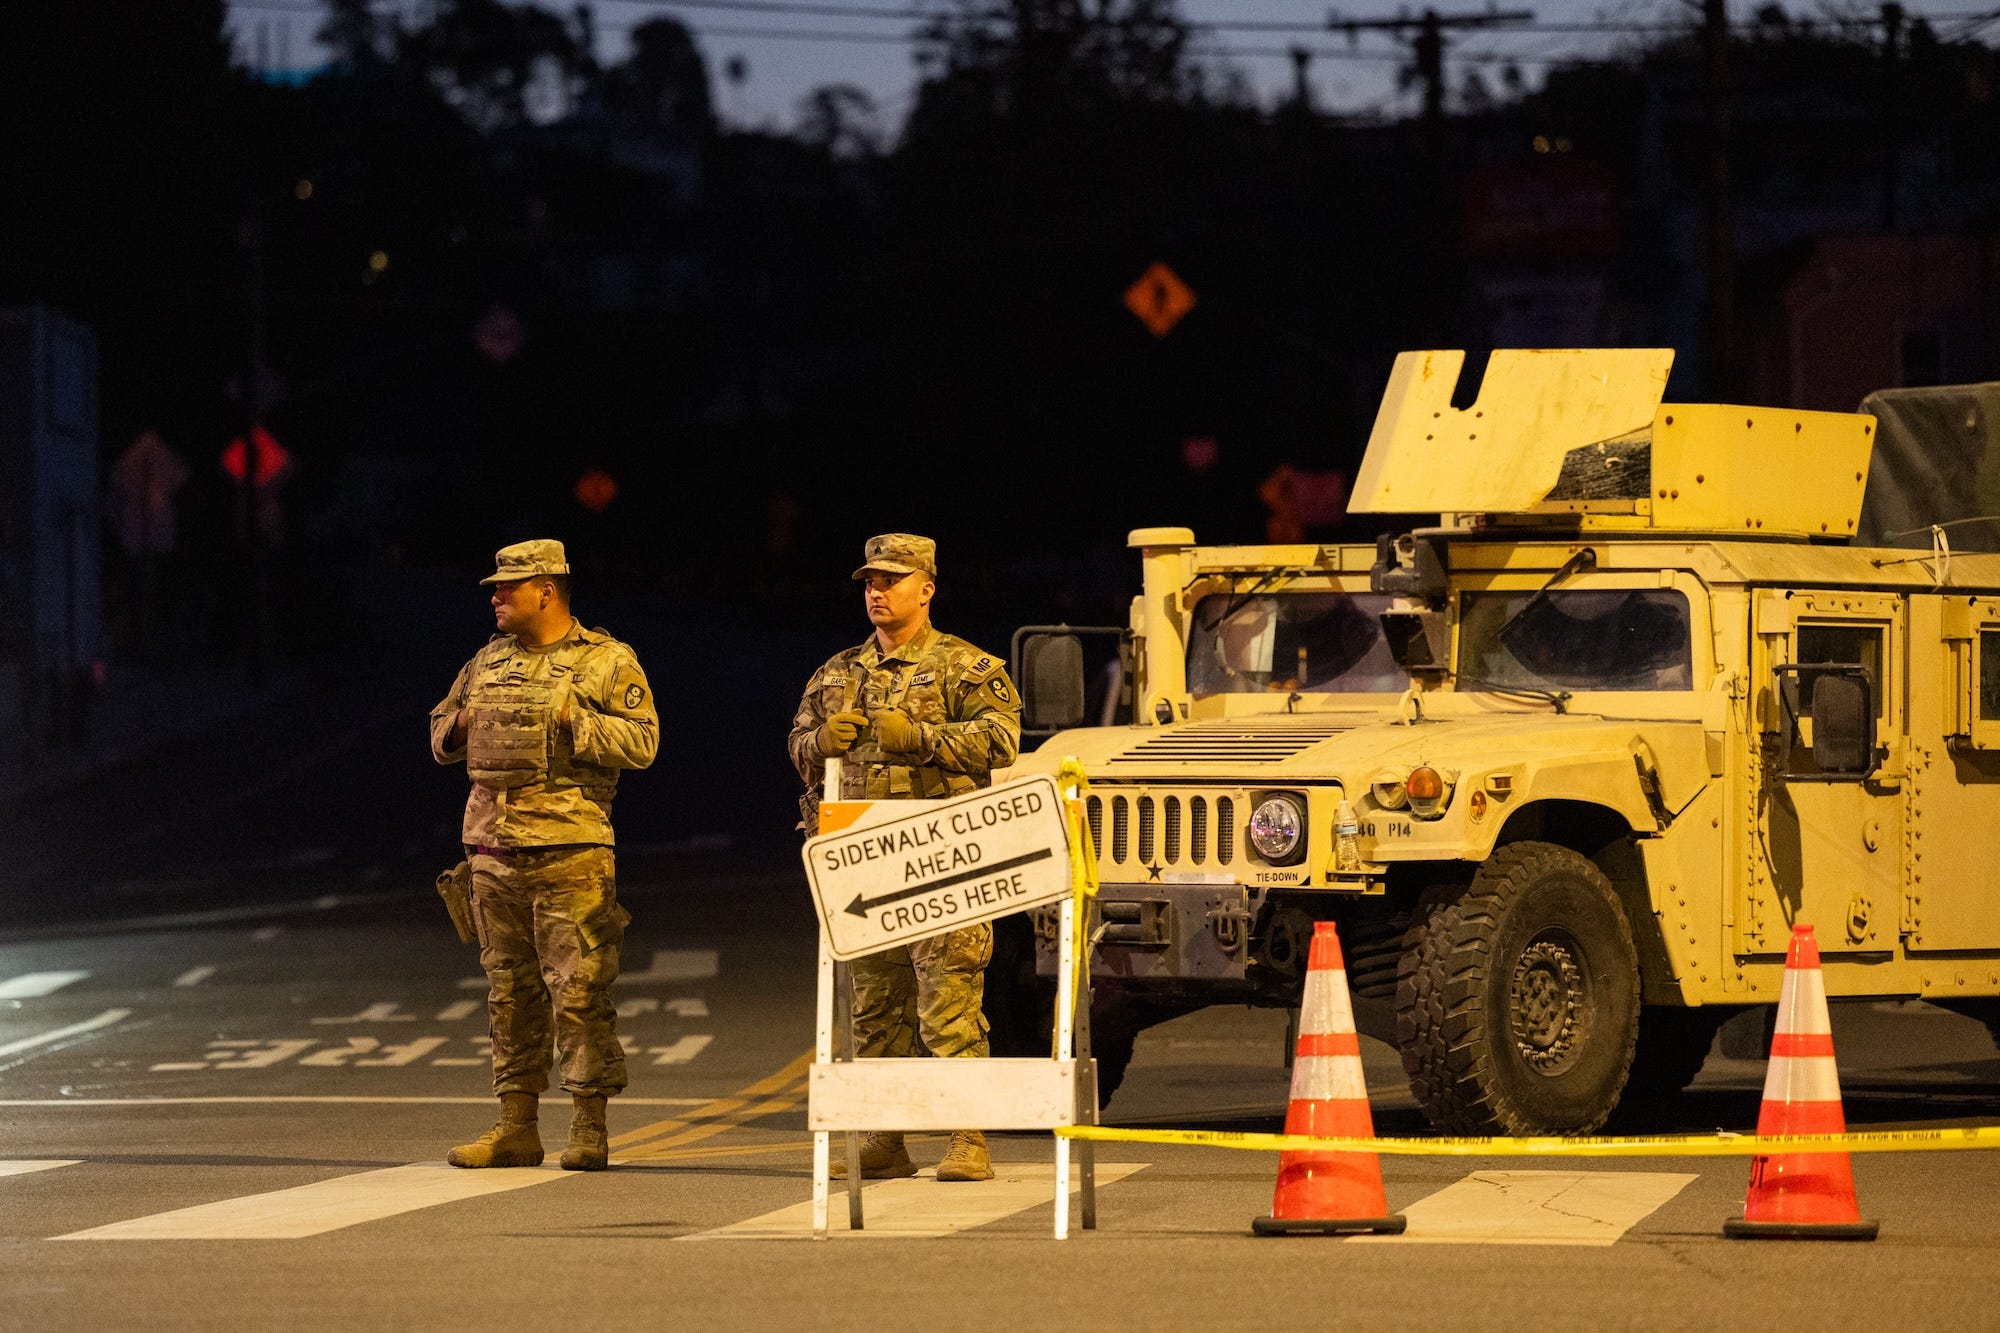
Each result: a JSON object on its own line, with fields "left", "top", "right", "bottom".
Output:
{"left": 1022, "top": 632, "right": 1085, "bottom": 730}
{"left": 1773, "top": 663, "right": 1877, "bottom": 781}
{"left": 1011, "top": 624, "right": 1129, "bottom": 739}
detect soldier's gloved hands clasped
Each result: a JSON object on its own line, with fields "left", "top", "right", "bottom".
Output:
{"left": 816, "top": 710, "right": 870, "bottom": 756}
{"left": 869, "top": 708, "right": 923, "bottom": 756}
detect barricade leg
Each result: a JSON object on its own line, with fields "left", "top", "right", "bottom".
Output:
{"left": 813, "top": 931, "right": 833, "bottom": 1240}
{"left": 1078, "top": 993, "right": 1097, "bottom": 1231}
{"left": 835, "top": 960, "right": 863, "bottom": 1230}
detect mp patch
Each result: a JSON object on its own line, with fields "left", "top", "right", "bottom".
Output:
{"left": 625, "top": 683, "right": 645, "bottom": 709}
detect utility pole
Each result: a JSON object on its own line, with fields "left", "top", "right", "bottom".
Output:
{"left": 1326, "top": 8, "right": 1531, "bottom": 340}
{"left": 1327, "top": 7, "right": 1534, "bottom": 159}
{"left": 1699, "top": 0, "right": 1737, "bottom": 398}
{"left": 1880, "top": 1, "right": 1905, "bottom": 232}
{"left": 1289, "top": 45, "right": 1313, "bottom": 110}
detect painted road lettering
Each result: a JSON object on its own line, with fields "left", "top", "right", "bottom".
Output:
{"left": 803, "top": 776, "right": 1073, "bottom": 961}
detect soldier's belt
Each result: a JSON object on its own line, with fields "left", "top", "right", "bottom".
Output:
{"left": 473, "top": 842, "right": 602, "bottom": 858}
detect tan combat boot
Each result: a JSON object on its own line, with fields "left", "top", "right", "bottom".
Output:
{"left": 561, "top": 1094, "right": 610, "bottom": 1171}
{"left": 828, "top": 1131, "right": 917, "bottom": 1180}
{"left": 447, "top": 1091, "right": 543, "bottom": 1168}
{"left": 935, "top": 1130, "right": 994, "bottom": 1182}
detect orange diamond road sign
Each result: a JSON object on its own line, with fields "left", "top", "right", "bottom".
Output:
{"left": 1123, "top": 262, "right": 1196, "bottom": 338}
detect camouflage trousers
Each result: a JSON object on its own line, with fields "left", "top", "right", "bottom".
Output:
{"left": 469, "top": 844, "right": 629, "bottom": 1097}
{"left": 850, "top": 922, "right": 992, "bottom": 1060}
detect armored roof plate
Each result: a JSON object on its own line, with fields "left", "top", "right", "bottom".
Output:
{"left": 1351, "top": 348, "right": 1675, "bottom": 515}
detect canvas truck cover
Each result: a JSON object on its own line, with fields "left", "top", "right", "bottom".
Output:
{"left": 1858, "top": 383, "right": 2000, "bottom": 552}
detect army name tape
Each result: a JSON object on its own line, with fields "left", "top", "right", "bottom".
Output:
{"left": 1054, "top": 1123, "right": 2000, "bottom": 1157}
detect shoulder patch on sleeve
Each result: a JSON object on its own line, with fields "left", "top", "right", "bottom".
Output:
{"left": 624, "top": 682, "right": 646, "bottom": 709}
{"left": 960, "top": 652, "right": 1002, "bottom": 682}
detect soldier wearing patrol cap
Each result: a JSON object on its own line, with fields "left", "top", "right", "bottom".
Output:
{"left": 787, "top": 533, "right": 1023, "bottom": 1182}
{"left": 429, "top": 539, "right": 659, "bottom": 1172}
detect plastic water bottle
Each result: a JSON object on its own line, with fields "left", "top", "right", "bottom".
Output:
{"left": 1335, "top": 800, "right": 1362, "bottom": 873}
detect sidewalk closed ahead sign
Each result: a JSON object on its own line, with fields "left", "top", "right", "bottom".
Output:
{"left": 803, "top": 774, "right": 1072, "bottom": 961}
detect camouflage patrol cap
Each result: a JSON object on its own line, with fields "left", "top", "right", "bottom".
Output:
{"left": 851, "top": 533, "right": 938, "bottom": 581}
{"left": 479, "top": 538, "right": 571, "bottom": 585}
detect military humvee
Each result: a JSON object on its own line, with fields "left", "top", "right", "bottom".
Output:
{"left": 1007, "top": 348, "right": 2000, "bottom": 1136}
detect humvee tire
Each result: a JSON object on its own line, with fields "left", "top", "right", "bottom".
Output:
{"left": 1395, "top": 841, "right": 1641, "bottom": 1135}
{"left": 1622, "top": 1006, "right": 1730, "bottom": 1101}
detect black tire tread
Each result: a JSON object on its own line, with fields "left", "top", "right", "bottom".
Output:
{"left": 1394, "top": 841, "right": 1639, "bottom": 1135}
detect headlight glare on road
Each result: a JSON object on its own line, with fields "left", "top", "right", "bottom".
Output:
{"left": 1248, "top": 794, "right": 1305, "bottom": 864}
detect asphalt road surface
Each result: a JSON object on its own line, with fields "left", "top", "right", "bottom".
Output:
{"left": 6, "top": 639, "right": 2000, "bottom": 1330}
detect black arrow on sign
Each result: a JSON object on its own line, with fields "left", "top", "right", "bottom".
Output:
{"left": 844, "top": 848, "right": 1056, "bottom": 918}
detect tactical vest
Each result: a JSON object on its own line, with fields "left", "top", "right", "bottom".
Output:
{"left": 840, "top": 654, "right": 981, "bottom": 802}
{"left": 462, "top": 639, "right": 620, "bottom": 799}
{"left": 465, "top": 675, "right": 555, "bottom": 791}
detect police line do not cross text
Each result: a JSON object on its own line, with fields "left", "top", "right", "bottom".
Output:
{"left": 802, "top": 774, "right": 1073, "bottom": 961}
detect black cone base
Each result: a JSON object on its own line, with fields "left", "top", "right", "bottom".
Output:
{"left": 1253, "top": 1213, "right": 1407, "bottom": 1237}
{"left": 1723, "top": 1217, "right": 1879, "bottom": 1241}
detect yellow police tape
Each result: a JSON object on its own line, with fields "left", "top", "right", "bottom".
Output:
{"left": 1054, "top": 1122, "right": 2000, "bottom": 1157}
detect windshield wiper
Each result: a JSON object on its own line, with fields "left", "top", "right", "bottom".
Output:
{"left": 1212, "top": 568, "right": 1303, "bottom": 625}
{"left": 1451, "top": 674, "right": 1573, "bottom": 714}
{"left": 1496, "top": 548, "right": 1597, "bottom": 640}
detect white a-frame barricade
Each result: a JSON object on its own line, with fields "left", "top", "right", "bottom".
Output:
{"left": 801, "top": 762, "right": 1100, "bottom": 1239}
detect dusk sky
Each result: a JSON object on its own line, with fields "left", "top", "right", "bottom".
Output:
{"left": 224, "top": 0, "right": 2000, "bottom": 132}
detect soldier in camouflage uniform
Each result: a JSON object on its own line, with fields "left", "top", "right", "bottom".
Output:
{"left": 429, "top": 539, "right": 658, "bottom": 1172}
{"left": 787, "top": 533, "right": 1022, "bottom": 1182}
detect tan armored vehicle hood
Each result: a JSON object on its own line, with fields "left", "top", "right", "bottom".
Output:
{"left": 1030, "top": 711, "right": 1710, "bottom": 818}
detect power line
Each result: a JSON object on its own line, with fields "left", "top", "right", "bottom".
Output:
{"left": 228, "top": 0, "right": 2000, "bottom": 36}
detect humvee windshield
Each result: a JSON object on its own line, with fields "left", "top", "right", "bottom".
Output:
{"left": 1458, "top": 589, "right": 1694, "bottom": 691}
{"left": 1186, "top": 591, "right": 1409, "bottom": 696}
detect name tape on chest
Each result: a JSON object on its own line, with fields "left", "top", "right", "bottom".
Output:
{"left": 801, "top": 775, "right": 1071, "bottom": 960}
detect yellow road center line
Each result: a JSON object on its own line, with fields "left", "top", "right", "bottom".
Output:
{"left": 616, "top": 1139, "right": 817, "bottom": 1165}
{"left": 610, "top": 1050, "right": 813, "bottom": 1150}
{"left": 615, "top": 1081, "right": 808, "bottom": 1162}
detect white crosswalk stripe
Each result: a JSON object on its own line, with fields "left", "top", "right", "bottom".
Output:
{"left": 682, "top": 1162, "right": 1149, "bottom": 1240}
{"left": 0, "top": 971, "right": 90, "bottom": 1000}
{"left": 1350, "top": 1170, "right": 1696, "bottom": 1246}
{"left": 55, "top": 1162, "right": 574, "bottom": 1241}
{"left": 0, "top": 1009, "right": 132, "bottom": 1061}
{"left": 0, "top": 1160, "right": 81, "bottom": 1179}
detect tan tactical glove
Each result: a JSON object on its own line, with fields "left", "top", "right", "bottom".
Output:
{"left": 870, "top": 708, "right": 923, "bottom": 756}
{"left": 816, "top": 710, "right": 869, "bottom": 756}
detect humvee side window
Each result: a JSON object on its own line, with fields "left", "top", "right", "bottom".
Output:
{"left": 1186, "top": 592, "right": 1409, "bottom": 696}
{"left": 1797, "top": 625, "right": 1885, "bottom": 718}
{"left": 1981, "top": 629, "right": 2000, "bottom": 721}
{"left": 1458, "top": 589, "right": 1694, "bottom": 691}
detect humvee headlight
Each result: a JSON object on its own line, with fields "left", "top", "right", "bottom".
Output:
{"left": 1248, "top": 795, "right": 1306, "bottom": 864}
{"left": 1371, "top": 773, "right": 1409, "bottom": 810}
{"left": 1407, "top": 765, "right": 1454, "bottom": 819}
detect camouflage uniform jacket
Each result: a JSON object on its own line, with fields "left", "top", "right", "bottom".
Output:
{"left": 788, "top": 622, "right": 1022, "bottom": 822}
{"left": 430, "top": 620, "right": 658, "bottom": 848}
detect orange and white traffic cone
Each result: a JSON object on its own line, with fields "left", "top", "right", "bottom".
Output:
{"left": 1724, "top": 922, "right": 1878, "bottom": 1240}
{"left": 1253, "top": 921, "right": 1406, "bottom": 1236}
